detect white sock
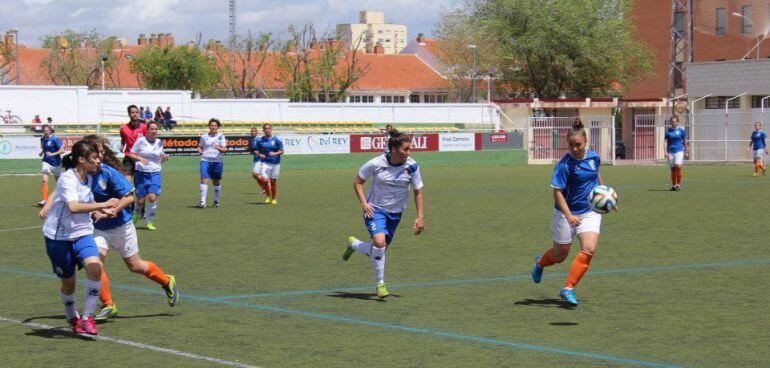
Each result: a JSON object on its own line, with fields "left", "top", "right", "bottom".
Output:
{"left": 59, "top": 290, "right": 78, "bottom": 320}
{"left": 213, "top": 185, "right": 221, "bottom": 202}
{"left": 351, "top": 239, "right": 372, "bottom": 256}
{"left": 200, "top": 184, "right": 208, "bottom": 203}
{"left": 147, "top": 201, "right": 158, "bottom": 221}
{"left": 370, "top": 246, "right": 386, "bottom": 285}
{"left": 83, "top": 279, "right": 101, "bottom": 317}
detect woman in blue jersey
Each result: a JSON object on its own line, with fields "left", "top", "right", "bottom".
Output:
{"left": 750, "top": 122, "right": 767, "bottom": 176}
{"left": 38, "top": 140, "right": 118, "bottom": 335}
{"left": 249, "top": 127, "right": 271, "bottom": 198}
{"left": 198, "top": 118, "right": 227, "bottom": 208}
{"left": 255, "top": 123, "right": 284, "bottom": 205}
{"left": 80, "top": 135, "right": 177, "bottom": 321}
{"left": 342, "top": 129, "right": 425, "bottom": 299}
{"left": 38, "top": 125, "right": 65, "bottom": 206}
{"left": 129, "top": 121, "right": 169, "bottom": 229}
{"left": 664, "top": 116, "right": 687, "bottom": 191}
{"left": 530, "top": 119, "right": 607, "bottom": 306}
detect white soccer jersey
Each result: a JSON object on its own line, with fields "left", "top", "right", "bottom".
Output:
{"left": 199, "top": 133, "right": 226, "bottom": 163}
{"left": 43, "top": 169, "right": 95, "bottom": 241}
{"left": 358, "top": 154, "right": 424, "bottom": 214}
{"left": 131, "top": 136, "right": 164, "bottom": 173}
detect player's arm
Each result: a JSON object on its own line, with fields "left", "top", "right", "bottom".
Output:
{"left": 128, "top": 144, "right": 148, "bottom": 164}
{"left": 197, "top": 137, "right": 204, "bottom": 155}
{"left": 597, "top": 172, "right": 605, "bottom": 186}
{"left": 413, "top": 188, "right": 424, "bottom": 235}
{"left": 553, "top": 188, "right": 580, "bottom": 227}
{"left": 354, "top": 176, "right": 373, "bottom": 218}
{"left": 269, "top": 140, "right": 284, "bottom": 156}
{"left": 683, "top": 132, "right": 689, "bottom": 159}
{"left": 67, "top": 199, "right": 119, "bottom": 214}
{"left": 115, "top": 192, "right": 135, "bottom": 212}
{"left": 52, "top": 140, "right": 65, "bottom": 156}
{"left": 38, "top": 189, "right": 57, "bottom": 219}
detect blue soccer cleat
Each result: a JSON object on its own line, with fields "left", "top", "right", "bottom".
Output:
{"left": 559, "top": 287, "right": 579, "bottom": 306}
{"left": 531, "top": 255, "right": 544, "bottom": 283}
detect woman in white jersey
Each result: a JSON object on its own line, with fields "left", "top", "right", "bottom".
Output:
{"left": 197, "top": 118, "right": 227, "bottom": 208}
{"left": 39, "top": 140, "right": 118, "bottom": 335}
{"left": 342, "top": 129, "right": 425, "bottom": 299}
{"left": 129, "top": 121, "right": 169, "bottom": 229}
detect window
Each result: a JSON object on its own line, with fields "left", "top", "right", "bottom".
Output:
{"left": 705, "top": 96, "right": 741, "bottom": 109}
{"left": 741, "top": 5, "right": 753, "bottom": 34}
{"left": 317, "top": 94, "right": 326, "bottom": 102}
{"left": 423, "top": 94, "right": 448, "bottom": 103}
{"left": 752, "top": 95, "right": 769, "bottom": 108}
{"left": 382, "top": 96, "right": 405, "bottom": 103}
{"left": 716, "top": 8, "right": 726, "bottom": 35}
{"left": 350, "top": 95, "right": 374, "bottom": 103}
{"left": 410, "top": 94, "right": 420, "bottom": 103}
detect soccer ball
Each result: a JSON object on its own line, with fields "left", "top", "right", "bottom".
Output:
{"left": 588, "top": 185, "right": 617, "bottom": 214}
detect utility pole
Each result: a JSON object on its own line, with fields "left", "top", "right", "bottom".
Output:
{"left": 667, "top": 0, "right": 692, "bottom": 116}
{"left": 229, "top": 0, "right": 237, "bottom": 49}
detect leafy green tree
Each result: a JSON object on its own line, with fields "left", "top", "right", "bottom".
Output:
{"left": 40, "top": 29, "right": 121, "bottom": 87}
{"left": 435, "top": 0, "right": 653, "bottom": 99}
{"left": 130, "top": 45, "right": 221, "bottom": 95}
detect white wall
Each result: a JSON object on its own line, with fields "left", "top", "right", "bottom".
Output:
{"left": 0, "top": 85, "right": 498, "bottom": 126}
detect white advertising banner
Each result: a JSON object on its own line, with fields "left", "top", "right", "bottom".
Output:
{"left": 0, "top": 136, "right": 124, "bottom": 159}
{"left": 439, "top": 133, "right": 476, "bottom": 152}
{"left": 279, "top": 134, "right": 350, "bottom": 155}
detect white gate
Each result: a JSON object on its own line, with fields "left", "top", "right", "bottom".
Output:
{"left": 528, "top": 116, "right": 615, "bottom": 164}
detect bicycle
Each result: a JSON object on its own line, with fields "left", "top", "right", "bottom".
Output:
{"left": 1, "top": 109, "right": 22, "bottom": 124}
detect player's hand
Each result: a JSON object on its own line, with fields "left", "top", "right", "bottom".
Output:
{"left": 161, "top": 154, "right": 170, "bottom": 162}
{"left": 566, "top": 215, "right": 581, "bottom": 227}
{"left": 413, "top": 217, "right": 424, "bottom": 235}
{"left": 38, "top": 207, "right": 49, "bottom": 219}
{"left": 38, "top": 152, "right": 43, "bottom": 157}
{"left": 259, "top": 154, "right": 266, "bottom": 160}
{"left": 684, "top": 152, "right": 690, "bottom": 160}
{"left": 139, "top": 158, "right": 149, "bottom": 165}
{"left": 102, "top": 198, "right": 120, "bottom": 209}
{"left": 92, "top": 211, "right": 106, "bottom": 223}
{"left": 362, "top": 203, "right": 374, "bottom": 219}
{"left": 268, "top": 152, "right": 277, "bottom": 157}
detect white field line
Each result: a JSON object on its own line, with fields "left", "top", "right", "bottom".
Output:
{"left": 0, "top": 225, "right": 42, "bottom": 233}
{"left": 0, "top": 316, "right": 261, "bottom": 368}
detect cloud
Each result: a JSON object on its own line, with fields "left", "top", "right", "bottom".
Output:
{"left": 8, "top": 0, "right": 457, "bottom": 47}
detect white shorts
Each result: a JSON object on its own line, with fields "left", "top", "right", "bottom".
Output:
{"left": 261, "top": 162, "right": 280, "bottom": 180}
{"left": 667, "top": 151, "right": 684, "bottom": 167}
{"left": 41, "top": 162, "right": 61, "bottom": 177}
{"left": 94, "top": 222, "right": 139, "bottom": 259}
{"left": 550, "top": 209, "right": 602, "bottom": 244}
{"left": 753, "top": 149, "right": 765, "bottom": 159}
{"left": 252, "top": 161, "right": 263, "bottom": 174}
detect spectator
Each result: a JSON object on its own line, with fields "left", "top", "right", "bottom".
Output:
{"left": 31, "top": 115, "right": 43, "bottom": 133}
{"left": 46, "top": 117, "right": 53, "bottom": 125}
{"left": 163, "top": 106, "right": 176, "bottom": 131}
{"left": 154, "top": 106, "right": 164, "bottom": 124}
{"left": 144, "top": 106, "right": 153, "bottom": 121}
{"left": 139, "top": 106, "right": 145, "bottom": 120}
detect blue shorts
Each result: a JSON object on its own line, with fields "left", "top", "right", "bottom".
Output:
{"left": 134, "top": 171, "right": 162, "bottom": 197}
{"left": 200, "top": 161, "right": 224, "bottom": 180}
{"left": 364, "top": 207, "right": 402, "bottom": 245}
{"left": 44, "top": 235, "right": 99, "bottom": 279}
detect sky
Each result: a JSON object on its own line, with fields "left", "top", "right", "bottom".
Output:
{"left": 4, "top": 0, "right": 460, "bottom": 47}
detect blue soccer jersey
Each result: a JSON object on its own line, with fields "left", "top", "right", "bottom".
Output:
{"left": 250, "top": 137, "right": 262, "bottom": 163}
{"left": 665, "top": 127, "right": 687, "bottom": 153}
{"left": 550, "top": 151, "right": 601, "bottom": 215}
{"left": 41, "top": 134, "right": 63, "bottom": 166}
{"left": 751, "top": 130, "right": 767, "bottom": 150}
{"left": 256, "top": 135, "right": 284, "bottom": 164}
{"left": 91, "top": 164, "right": 134, "bottom": 231}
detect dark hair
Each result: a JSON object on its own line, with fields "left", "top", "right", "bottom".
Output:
{"left": 62, "top": 140, "right": 100, "bottom": 169}
{"left": 568, "top": 118, "right": 587, "bottom": 140}
{"left": 42, "top": 124, "right": 52, "bottom": 132}
{"left": 81, "top": 134, "right": 124, "bottom": 174}
{"left": 209, "top": 118, "right": 222, "bottom": 127}
{"left": 262, "top": 123, "right": 272, "bottom": 129}
{"left": 146, "top": 120, "right": 160, "bottom": 130}
{"left": 387, "top": 128, "right": 411, "bottom": 151}
{"left": 127, "top": 105, "right": 139, "bottom": 115}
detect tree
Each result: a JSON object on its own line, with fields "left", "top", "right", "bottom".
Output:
{"left": 211, "top": 31, "right": 274, "bottom": 98}
{"left": 435, "top": 0, "right": 653, "bottom": 99}
{"left": 0, "top": 36, "right": 15, "bottom": 84}
{"left": 130, "top": 45, "right": 221, "bottom": 95}
{"left": 274, "top": 24, "right": 368, "bottom": 102}
{"left": 40, "top": 29, "right": 121, "bottom": 88}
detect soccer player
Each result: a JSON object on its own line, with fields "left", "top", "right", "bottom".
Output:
{"left": 120, "top": 105, "right": 148, "bottom": 180}
{"left": 342, "top": 129, "right": 425, "bottom": 299}
{"left": 249, "top": 127, "right": 271, "bottom": 198}
{"left": 255, "top": 123, "right": 284, "bottom": 205}
{"left": 129, "top": 121, "right": 169, "bottom": 230}
{"left": 530, "top": 119, "right": 606, "bottom": 306}
{"left": 76, "top": 135, "right": 177, "bottom": 321}
{"left": 664, "top": 116, "right": 687, "bottom": 191}
{"left": 39, "top": 140, "right": 118, "bottom": 335}
{"left": 198, "top": 118, "right": 227, "bottom": 208}
{"left": 750, "top": 122, "right": 767, "bottom": 176}
{"left": 38, "top": 125, "right": 65, "bottom": 206}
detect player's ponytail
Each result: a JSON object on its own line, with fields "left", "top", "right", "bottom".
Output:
{"left": 568, "top": 118, "right": 587, "bottom": 140}
{"left": 82, "top": 134, "right": 123, "bottom": 174}
{"left": 387, "top": 128, "right": 411, "bottom": 152}
{"left": 62, "top": 140, "right": 99, "bottom": 170}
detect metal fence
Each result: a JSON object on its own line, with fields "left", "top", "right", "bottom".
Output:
{"left": 632, "top": 112, "right": 760, "bottom": 163}
{"left": 525, "top": 116, "right": 615, "bottom": 164}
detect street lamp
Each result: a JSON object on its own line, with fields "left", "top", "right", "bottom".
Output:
{"left": 467, "top": 44, "right": 477, "bottom": 103}
{"left": 100, "top": 53, "right": 108, "bottom": 90}
{"left": 8, "top": 28, "right": 19, "bottom": 84}
{"left": 732, "top": 12, "right": 764, "bottom": 59}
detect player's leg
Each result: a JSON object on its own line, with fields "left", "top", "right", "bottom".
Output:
{"left": 370, "top": 233, "right": 389, "bottom": 298}
{"left": 212, "top": 163, "right": 223, "bottom": 207}
{"left": 46, "top": 238, "right": 83, "bottom": 332}
{"left": 199, "top": 161, "right": 209, "bottom": 207}
{"left": 675, "top": 152, "right": 684, "bottom": 188}
{"left": 118, "top": 223, "right": 177, "bottom": 306}
{"left": 560, "top": 213, "right": 601, "bottom": 306}
{"left": 74, "top": 236, "right": 102, "bottom": 335}
{"left": 532, "top": 211, "right": 573, "bottom": 283}
{"left": 93, "top": 234, "right": 118, "bottom": 321}
{"left": 40, "top": 171, "right": 50, "bottom": 206}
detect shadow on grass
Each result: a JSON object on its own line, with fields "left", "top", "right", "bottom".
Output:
{"left": 648, "top": 189, "right": 675, "bottom": 192}
{"left": 514, "top": 298, "right": 576, "bottom": 310}
{"left": 248, "top": 202, "right": 270, "bottom": 205}
{"left": 327, "top": 291, "right": 399, "bottom": 302}
{"left": 549, "top": 322, "right": 578, "bottom": 326}
{"left": 25, "top": 327, "right": 96, "bottom": 341}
